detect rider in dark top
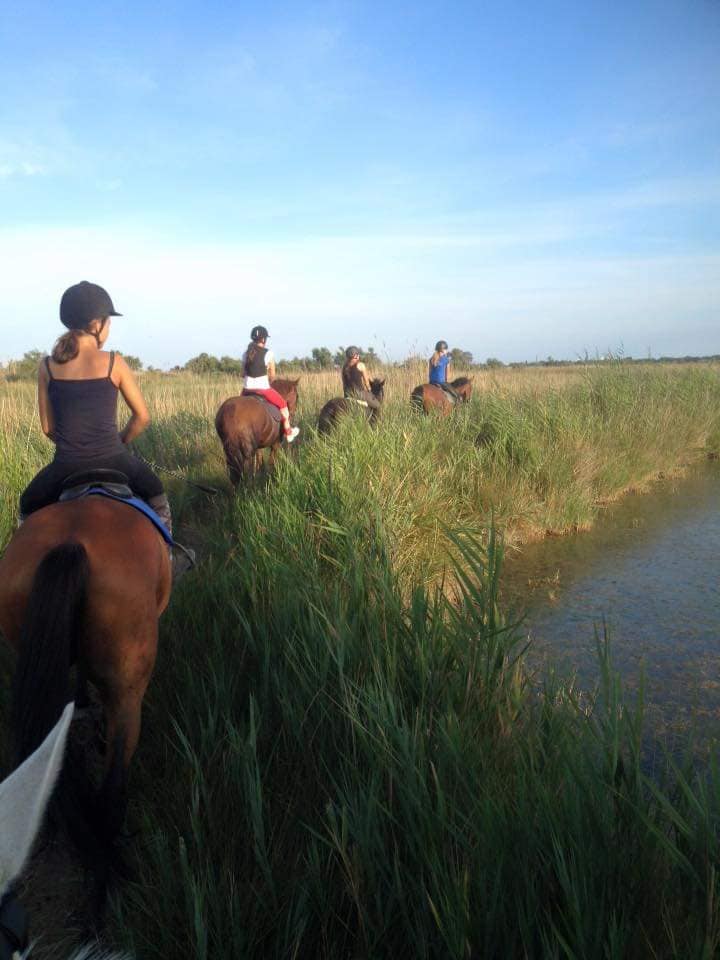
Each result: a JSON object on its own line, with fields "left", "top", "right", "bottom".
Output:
{"left": 18, "top": 282, "right": 193, "bottom": 573}
{"left": 341, "top": 347, "right": 381, "bottom": 409}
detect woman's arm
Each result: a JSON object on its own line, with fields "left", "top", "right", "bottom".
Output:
{"left": 267, "top": 359, "right": 277, "bottom": 381}
{"left": 37, "top": 360, "right": 55, "bottom": 440}
{"left": 115, "top": 355, "right": 151, "bottom": 444}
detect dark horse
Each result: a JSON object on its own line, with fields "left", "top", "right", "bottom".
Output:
{"left": 317, "top": 378, "right": 386, "bottom": 434}
{"left": 0, "top": 497, "right": 171, "bottom": 903}
{"left": 410, "top": 377, "right": 473, "bottom": 416}
{"left": 215, "top": 378, "right": 300, "bottom": 484}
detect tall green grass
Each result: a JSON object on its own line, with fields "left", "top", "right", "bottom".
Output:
{"left": 1, "top": 362, "right": 719, "bottom": 956}
{"left": 113, "top": 525, "right": 720, "bottom": 958}
{"left": 2, "top": 362, "right": 719, "bottom": 560}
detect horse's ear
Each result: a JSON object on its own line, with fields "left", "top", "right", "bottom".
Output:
{"left": 292, "top": 377, "right": 301, "bottom": 385}
{"left": 380, "top": 378, "right": 386, "bottom": 386}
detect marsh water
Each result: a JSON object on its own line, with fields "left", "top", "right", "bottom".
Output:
{"left": 502, "top": 461, "right": 720, "bottom": 749}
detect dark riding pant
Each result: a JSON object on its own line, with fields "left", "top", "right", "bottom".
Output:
{"left": 20, "top": 451, "right": 164, "bottom": 517}
{"left": 437, "top": 383, "right": 459, "bottom": 401}
{"left": 345, "top": 389, "right": 381, "bottom": 410}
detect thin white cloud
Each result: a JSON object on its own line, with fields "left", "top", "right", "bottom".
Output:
{"left": 0, "top": 143, "right": 49, "bottom": 179}
{"left": 0, "top": 224, "right": 717, "bottom": 367}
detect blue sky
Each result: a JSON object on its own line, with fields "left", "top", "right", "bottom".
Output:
{"left": 1, "top": 0, "right": 718, "bottom": 367}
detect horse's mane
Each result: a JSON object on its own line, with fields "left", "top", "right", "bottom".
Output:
{"left": 450, "top": 376, "right": 472, "bottom": 387}
{"left": 271, "top": 378, "right": 300, "bottom": 396}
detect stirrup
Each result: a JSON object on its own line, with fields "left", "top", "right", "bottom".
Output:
{"left": 171, "top": 543, "right": 196, "bottom": 582}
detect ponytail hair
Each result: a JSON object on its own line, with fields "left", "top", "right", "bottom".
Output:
{"left": 430, "top": 349, "right": 441, "bottom": 367}
{"left": 51, "top": 317, "right": 107, "bottom": 363}
{"left": 244, "top": 342, "right": 257, "bottom": 374}
{"left": 52, "top": 330, "right": 81, "bottom": 363}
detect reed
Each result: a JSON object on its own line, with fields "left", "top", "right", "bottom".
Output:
{"left": 1, "top": 361, "right": 719, "bottom": 957}
{"left": 112, "top": 528, "right": 720, "bottom": 958}
{"left": 2, "top": 361, "right": 718, "bottom": 561}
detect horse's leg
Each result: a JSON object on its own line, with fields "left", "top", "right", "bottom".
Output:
{"left": 94, "top": 622, "right": 158, "bottom": 846}
{"left": 268, "top": 439, "right": 281, "bottom": 469}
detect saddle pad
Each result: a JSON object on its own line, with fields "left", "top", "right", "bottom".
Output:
{"left": 84, "top": 488, "right": 174, "bottom": 545}
{"left": 242, "top": 392, "right": 283, "bottom": 423}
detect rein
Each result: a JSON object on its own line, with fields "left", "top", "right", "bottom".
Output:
{"left": 138, "top": 456, "right": 220, "bottom": 495}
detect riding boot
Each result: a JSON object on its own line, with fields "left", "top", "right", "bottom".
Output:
{"left": 148, "top": 494, "right": 173, "bottom": 536}
{"left": 280, "top": 407, "right": 300, "bottom": 443}
{"left": 148, "top": 495, "right": 196, "bottom": 581}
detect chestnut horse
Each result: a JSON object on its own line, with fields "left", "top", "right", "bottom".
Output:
{"left": 215, "top": 378, "right": 300, "bottom": 484}
{"left": 0, "top": 497, "right": 171, "bottom": 899}
{"left": 410, "top": 377, "right": 473, "bottom": 416}
{"left": 317, "top": 378, "right": 386, "bottom": 434}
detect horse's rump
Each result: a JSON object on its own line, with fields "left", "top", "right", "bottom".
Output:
{"left": 216, "top": 382, "right": 300, "bottom": 483}
{"left": 0, "top": 498, "right": 171, "bottom": 897}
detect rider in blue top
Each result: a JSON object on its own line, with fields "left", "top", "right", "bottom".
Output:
{"left": 428, "top": 340, "right": 458, "bottom": 398}
{"left": 429, "top": 341, "right": 451, "bottom": 384}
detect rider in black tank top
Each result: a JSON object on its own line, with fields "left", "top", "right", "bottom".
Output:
{"left": 19, "top": 282, "right": 165, "bottom": 520}
{"left": 46, "top": 353, "right": 126, "bottom": 462}
{"left": 341, "top": 347, "right": 381, "bottom": 410}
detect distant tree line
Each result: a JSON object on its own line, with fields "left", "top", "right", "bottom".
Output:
{"left": 3, "top": 346, "right": 720, "bottom": 381}
{"left": 176, "top": 346, "right": 384, "bottom": 375}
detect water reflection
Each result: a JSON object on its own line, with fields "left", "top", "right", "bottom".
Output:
{"left": 502, "top": 462, "right": 720, "bottom": 748}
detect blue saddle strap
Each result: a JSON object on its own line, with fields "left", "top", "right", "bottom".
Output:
{"left": 86, "top": 488, "right": 174, "bottom": 545}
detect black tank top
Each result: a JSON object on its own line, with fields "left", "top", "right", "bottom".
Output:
{"left": 342, "top": 363, "right": 365, "bottom": 397}
{"left": 47, "top": 352, "right": 125, "bottom": 463}
{"left": 244, "top": 346, "right": 268, "bottom": 378}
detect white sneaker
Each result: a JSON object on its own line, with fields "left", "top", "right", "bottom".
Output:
{"left": 285, "top": 426, "right": 300, "bottom": 443}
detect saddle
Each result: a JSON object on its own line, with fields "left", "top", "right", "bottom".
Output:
{"left": 59, "top": 468, "right": 132, "bottom": 501}
{"left": 58, "top": 469, "right": 174, "bottom": 546}
{"left": 241, "top": 391, "right": 283, "bottom": 423}
{"left": 434, "top": 383, "right": 459, "bottom": 403}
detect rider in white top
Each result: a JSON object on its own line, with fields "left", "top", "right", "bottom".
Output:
{"left": 241, "top": 326, "right": 300, "bottom": 442}
{"left": 242, "top": 346, "right": 275, "bottom": 390}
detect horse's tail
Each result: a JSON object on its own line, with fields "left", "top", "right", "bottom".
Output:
{"left": 12, "top": 541, "right": 88, "bottom": 765}
{"left": 10, "top": 542, "right": 111, "bottom": 879}
{"left": 410, "top": 384, "right": 425, "bottom": 412}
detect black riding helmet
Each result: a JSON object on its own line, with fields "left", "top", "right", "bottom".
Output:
{"left": 251, "top": 325, "right": 269, "bottom": 342}
{"left": 60, "top": 281, "right": 122, "bottom": 329}
{"left": 435, "top": 340, "right": 448, "bottom": 352}
{"left": 345, "top": 345, "right": 361, "bottom": 359}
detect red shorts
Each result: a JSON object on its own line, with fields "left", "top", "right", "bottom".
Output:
{"left": 243, "top": 387, "right": 286, "bottom": 410}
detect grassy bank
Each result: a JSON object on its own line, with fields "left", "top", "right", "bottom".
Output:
{"left": 113, "top": 527, "right": 720, "bottom": 958}
{"left": 2, "top": 361, "right": 718, "bottom": 582}
{"left": 1, "top": 362, "right": 719, "bottom": 956}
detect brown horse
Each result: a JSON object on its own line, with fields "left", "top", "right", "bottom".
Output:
{"left": 215, "top": 378, "right": 300, "bottom": 484}
{"left": 317, "top": 378, "right": 386, "bottom": 434}
{"left": 410, "top": 377, "right": 473, "bottom": 416}
{"left": 0, "top": 497, "right": 171, "bottom": 898}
